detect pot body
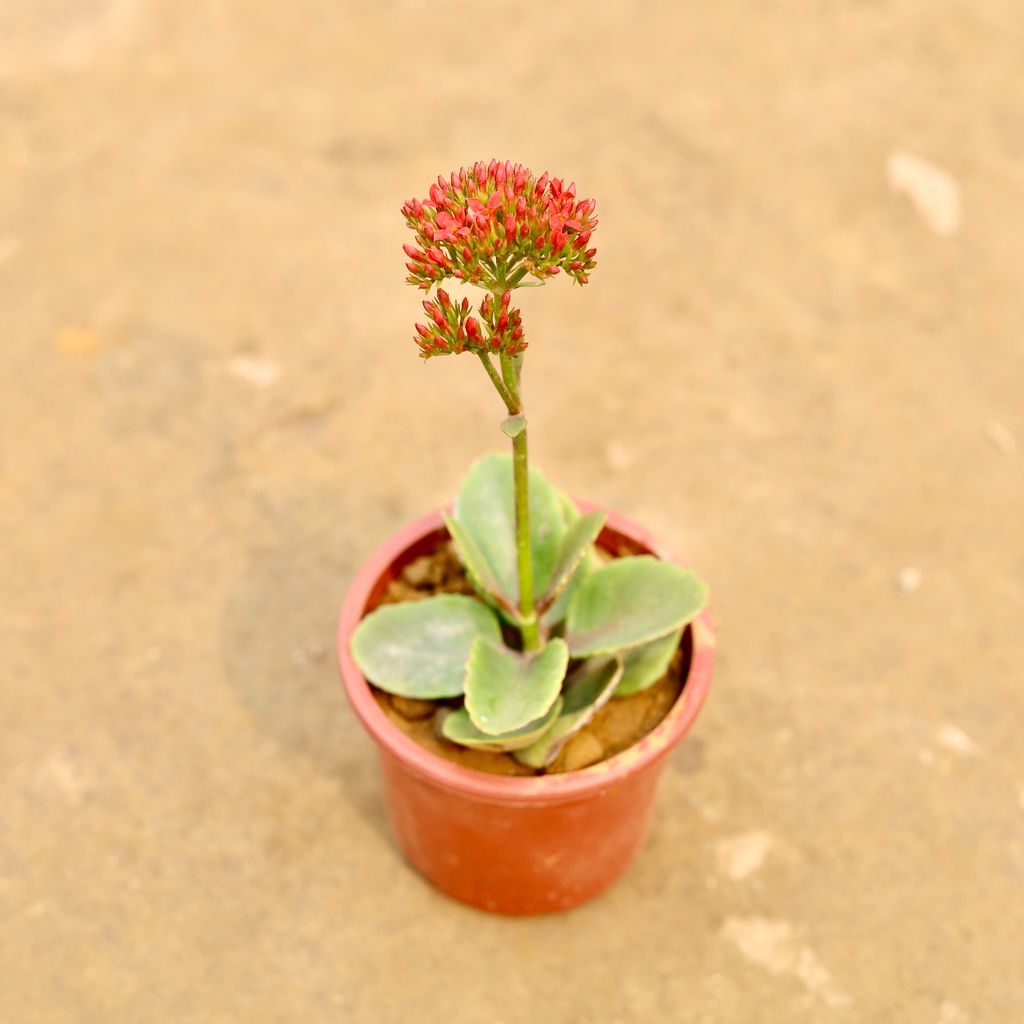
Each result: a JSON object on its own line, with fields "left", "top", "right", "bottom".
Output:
{"left": 376, "top": 743, "right": 669, "bottom": 913}
{"left": 337, "top": 507, "right": 715, "bottom": 915}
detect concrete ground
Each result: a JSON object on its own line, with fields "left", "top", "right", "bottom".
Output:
{"left": 2, "top": 1, "right": 1022, "bottom": 1021}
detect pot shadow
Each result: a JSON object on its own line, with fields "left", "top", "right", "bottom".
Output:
{"left": 671, "top": 735, "right": 706, "bottom": 775}
{"left": 219, "top": 485, "right": 415, "bottom": 844}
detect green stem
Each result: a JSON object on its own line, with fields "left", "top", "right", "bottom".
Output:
{"left": 477, "top": 353, "right": 515, "bottom": 412}
{"left": 500, "top": 352, "right": 540, "bottom": 651}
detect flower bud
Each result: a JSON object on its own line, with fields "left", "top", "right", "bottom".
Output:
{"left": 466, "top": 317, "right": 479, "bottom": 337}
{"left": 437, "top": 288, "right": 451, "bottom": 308}
{"left": 497, "top": 312, "right": 509, "bottom": 331}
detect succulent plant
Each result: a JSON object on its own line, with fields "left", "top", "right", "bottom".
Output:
{"left": 351, "top": 162, "right": 708, "bottom": 769}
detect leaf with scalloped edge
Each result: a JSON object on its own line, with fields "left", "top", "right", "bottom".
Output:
{"left": 558, "top": 490, "right": 580, "bottom": 527}
{"left": 450, "top": 452, "right": 565, "bottom": 608}
{"left": 350, "top": 595, "right": 501, "bottom": 698}
{"left": 565, "top": 556, "right": 708, "bottom": 657}
{"left": 464, "top": 637, "right": 568, "bottom": 735}
{"left": 541, "top": 494, "right": 593, "bottom": 630}
{"left": 443, "top": 512, "right": 517, "bottom": 618}
{"left": 440, "top": 698, "right": 563, "bottom": 752}
{"left": 514, "top": 656, "right": 623, "bottom": 768}
{"left": 543, "top": 547, "right": 594, "bottom": 631}
{"left": 539, "top": 510, "right": 605, "bottom": 612}
{"left": 614, "top": 628, "right": 682, "bottom": 696}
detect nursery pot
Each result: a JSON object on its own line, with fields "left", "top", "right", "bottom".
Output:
{"left": 336, "top": 505, "right": 715, "bottom": 915}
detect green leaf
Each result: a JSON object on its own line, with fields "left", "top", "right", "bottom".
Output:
{"left": 451, "top": 452, "right": 565, "bottom": 607}
{"left": 514, "top": 657, "right": 623, "bottom": 768}
{"left": 615, "top": 628, "right": 682, "bottom": 696}
{"left": 443, "top": 512, "right": 515, "bottom": 616}
{"left": 540, "top": 511, "right": 605, "bottom": 611}
{"left": 464, "top": 637, "right": 568, "bottom": 735}
{"left": 542, "top": 549, "right": 595, "bottom": 632}
{"left": 350, "top": 594, "right": 501, "bottom": 699}
{"left": 500, "top": 414, "right": 526, "bottom": 439}
{"left": 441, "top": 698, "right": 563, "bottom": 752}
{"left": 539, "top": 493, "right": 592, "bottom": 630}
{"left": 558, "top": 491, "right": 580, "bottom": 526}
{"left": 565, "top": 556, "right": 708, "bottom": 657}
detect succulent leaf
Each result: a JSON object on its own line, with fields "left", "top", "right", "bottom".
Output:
{"left": 565, "top": 556, "right": 708, "bottom": 657}
{"left": 443, "top": 512, "right": 516, "bottom": 618}
{"left": 350, "top": 594, "right": 501, "bottom": 699}
{"left": 440, "top": 698, "right": 563, "bottom": 752}
{"left": 539, "top": 510, "right": 605, "bottom": 612}
{"left": 541, "top": 494, "right": 591, "bottom": 630}
{"left": 614, "top": 628, "right": 682, "bottom": 696}
{"left": 451, "top": 452, "right": 565, "bottom": 606}
{"left": 514, "top": 656, "right": 623, "bottom": 768}
{"left": 558, "top": 490, "right": 580, "bottom": 526}
{"left": 542, "top": 548, "right": 595, "bottom": 631}
{"left": 464, "top": 637, "right": 568, "bottom": 735}
{"left": 500, "top": 414, "right": 526, "bottom": 438}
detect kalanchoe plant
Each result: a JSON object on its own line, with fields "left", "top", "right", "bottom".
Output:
{"left": 351, "top": 161, "right": 709, "bottom": 770}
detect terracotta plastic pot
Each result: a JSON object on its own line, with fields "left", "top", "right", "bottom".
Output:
{"left": 336, "top": 505, "right": 715, "bottom": 915}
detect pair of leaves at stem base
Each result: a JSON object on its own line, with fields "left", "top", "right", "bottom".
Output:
{"left": 349, "top": 453, "right": 708, "bottom": 767}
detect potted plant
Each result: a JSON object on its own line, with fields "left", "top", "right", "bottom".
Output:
{"left": 336, "top": 160, "right": 715, "bottom": 915}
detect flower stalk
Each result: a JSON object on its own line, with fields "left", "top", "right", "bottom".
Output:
{"left": 403, "top": 161, "right": 600, "bottom": 652}
{"left": 497, "top": 351, "right": 540, "bottom": 650}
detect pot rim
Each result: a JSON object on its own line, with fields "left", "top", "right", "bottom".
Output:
{"left": 336, "top": 504, "right": 715, "bottom": 806}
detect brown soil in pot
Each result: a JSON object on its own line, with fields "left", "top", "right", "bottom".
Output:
{"left": 369, "top": 541, "right": 687, "bottom": 777}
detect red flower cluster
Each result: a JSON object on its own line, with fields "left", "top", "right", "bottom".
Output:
{"left": 413, "top": 289, "right": 526, "bottom": 360}
{"left": 401, "top": 161, "right": 598, "bottom": 292}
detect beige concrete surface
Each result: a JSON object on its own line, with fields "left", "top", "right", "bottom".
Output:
{"left": 2, "top": 1, "right": 1022, "bottom": 1021}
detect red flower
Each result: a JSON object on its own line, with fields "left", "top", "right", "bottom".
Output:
{"left": 412, "top": 289, "right": 527, "bottom": 360}
{"left": 401, "top": 161, "right": 598, "bottom": 292}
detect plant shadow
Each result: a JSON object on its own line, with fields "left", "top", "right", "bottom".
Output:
{"left": 219, "top": 486, "right": 412, "bottom": 844}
